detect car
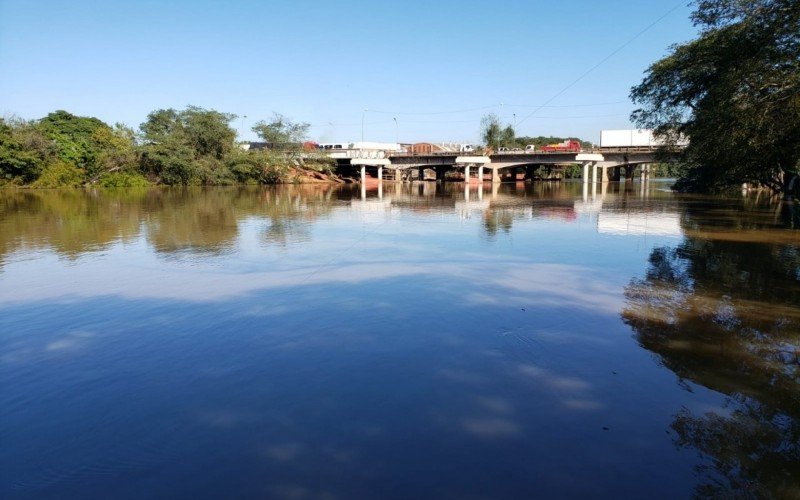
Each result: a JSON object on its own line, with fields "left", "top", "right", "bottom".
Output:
{"left": 525, "top": 145, "right": 536, "bottom": 152}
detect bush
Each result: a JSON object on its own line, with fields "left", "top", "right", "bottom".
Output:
{"left": 97, "top": 171, "right": 151, "bottom": 187}
{"left": 31, "top": 160, "right": 85, "bottom": 188}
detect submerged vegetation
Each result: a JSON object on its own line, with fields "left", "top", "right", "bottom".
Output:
{"left": 0, "top": 107, "right": 334, "bottom": 188}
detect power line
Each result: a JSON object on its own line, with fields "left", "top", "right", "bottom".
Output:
{"left": 516, "top": 1, "right": 685, "bottom": 128}
{"left": 367, "top": 104, "right": 501, "bottom": 116}
{"left": 504, "top": 100, "right": 627, "bottom": 108}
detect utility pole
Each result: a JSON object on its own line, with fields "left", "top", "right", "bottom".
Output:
{"left": 393, "top": 117, "right": 398, "bottom": 144}
{"left": 361, "top": 109, "right": 368, "bottom": 150}
{"left": 240, "top": 115, "right": 247, "bottom": 141}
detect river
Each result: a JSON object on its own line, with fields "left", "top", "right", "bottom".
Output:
{"left": 1, "top": 182, "right": 798, "bottom": 498}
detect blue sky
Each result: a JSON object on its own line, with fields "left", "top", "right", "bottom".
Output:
{"left": 0, "top": 0, "right": 697, "bottom": 144}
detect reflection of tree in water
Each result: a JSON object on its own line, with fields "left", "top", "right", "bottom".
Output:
{"left": 622, "top": 201, "right": 800, "bottom": 498}
{"left": 0, "top": 185, "right": 338, "bottom": 261}
{"left": 0, "top": 189, "right": 147, "bottom": 262}
{"left": 483, "top": 209, "right": 514, "bottom": 238}
{"left": 257, "top": 186, "right": 334, "bottom": 246}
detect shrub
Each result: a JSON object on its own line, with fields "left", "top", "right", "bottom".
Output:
{"left": 97, "top": 171, "right": 151, "bottom": 187}
{"left": 31, "top": 160, "right": 85, "bottom": 188}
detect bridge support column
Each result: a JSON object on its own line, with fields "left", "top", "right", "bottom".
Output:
{"left": 583, "top": 162, "right": 591, "bottom": 183}
{"left": 478, "top": 166, "right": 484, "bottom": 182}
{"left": 464, "top": 165, "right": 471, "bottom": 182}
{"left": 378, "top": 166, "right": 383, "bottom": 181}
{"left": 625, "top": 165, "right": 635, "bottom": 181}
{"left": 491, "top": 167, "right": 500, "bottom": 184}
{"left": 601, "top": 166, "right": 609, "bottom": 183}
{"left": 360, "top": 166, "right": 366, "bottom": 183}
{"left": 640, "top": 164, "right": 650, "bottom": 182}
{"left": 436, "top": 166, "right": 447, "bottom": 183}
{"left": 592, "top": 163, "right": 598, "bottom": 184}
{"left": 418, "top": 167, "right": 425, "bottom": 181}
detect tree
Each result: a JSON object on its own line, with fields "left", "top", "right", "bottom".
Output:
{"left": 37, "top": 110, "right": 113, "bottom": 179}
{"left": 141, "top": 106, "right": 236, "bottom": 160}
{"left": 251, "top": 113, "right": 309, "bottom": 146}
{"left": 500, "top": 125, "right": 515, "bottom": 147}
{"left": 91, "top": 124, "right": 138, "bottom": 181}
{"left": 630, "top": 0, "right": 800, "bottom": 194}
{"left": 181, "top": 106, "right": 237, "bottom": 159}
{"left": 480, "top": 113, "right": 503, "bottom": 149}
{"left": 139, "top": 106, "right": 237, "bottom": 184}
{"left": 0, "top": 117, "right": 54, "bottom": 184}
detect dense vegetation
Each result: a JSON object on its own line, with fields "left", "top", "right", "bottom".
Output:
{"left": 631, "top": 0, "right": 800, "bottom": 195}
{"left": 0, "top": 107, "right": 333, "bottom": 188}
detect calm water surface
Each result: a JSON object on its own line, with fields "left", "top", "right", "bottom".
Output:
{"left": 1, "top": 182, "right": 798, "bottom": 499}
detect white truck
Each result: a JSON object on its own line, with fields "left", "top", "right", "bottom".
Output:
{"left": 600, "top": 129, "right": 688, "bottom": 148}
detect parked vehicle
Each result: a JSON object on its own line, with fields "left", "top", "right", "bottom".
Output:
{"left": 600, "top": 129, "right": 688, "bottom": 148}
{"left": 525, "top": 145, "right": 536, "bottom": 152}
{"left": 540, "top": 139, "right": 582, "bottom": 153}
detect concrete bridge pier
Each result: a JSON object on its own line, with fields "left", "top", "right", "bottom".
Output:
{"left": 464, "top": 165, "right": 471, "bottom": 183}
{"left": 377, "top": 166, "right": 383, "bottom": 181}
{"left": 478, "top": 166, "right": 484, "bottom": 183}
{"left": 492, "top": 167, "right": 500, "bottom": 184}
{"left": 592, "top": 163, "right": 599, "bottom": 184}
{"left": 583, "top": 162, "right": 591, "bottom": 183}
{"left": 640, "top": 164, "right": 651, "bottom": 181}
{"left": 435, "top": 166, "right": 447, "bottom": 183}
{"left": 360, "top": 165, "right": 366, "bottom": 184}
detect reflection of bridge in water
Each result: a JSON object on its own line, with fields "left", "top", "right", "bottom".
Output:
{"left": 349, "top": 179, "right": 682, "bottom": 237}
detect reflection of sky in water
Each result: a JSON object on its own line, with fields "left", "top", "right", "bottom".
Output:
{"left": 2, "top": 183, "right": 797, "bottom": 498}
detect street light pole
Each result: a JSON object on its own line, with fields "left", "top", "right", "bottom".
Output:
{"left": 361, "top": 109, "right": 368, "bottom": 149}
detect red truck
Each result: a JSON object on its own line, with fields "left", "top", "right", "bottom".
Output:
{"left": 540, "top": 139, "right": 582, "bottom": 153}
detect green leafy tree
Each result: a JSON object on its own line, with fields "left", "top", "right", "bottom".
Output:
{"left": 139, "top": 106, "right": 237, "bottom": 185}
{"left": 37, "top": 110, "right": 112, "bottom": 179}
{"left": 251, "top": 113, "right": 310, "bottom": 147}
{"left": 500, "top": 125, "right": 515, "bottom": 147}
{"left": 182, "top": 106, "right": 237, "bottom": 159}
{"left": 0, "top": 118, "right": 54, "bottom": 184}
{"left": 631, "top": 0, "right": 800, "bottom": 194}
{"left": 480, "top": 113, "right": 503, "bottom": 150}
{"left": 91, "top": 124, "right": 138, "bottom": 180}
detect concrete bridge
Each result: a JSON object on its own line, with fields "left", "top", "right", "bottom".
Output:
{"left": 338, "top": 148, "right": 673, "bottom": 184}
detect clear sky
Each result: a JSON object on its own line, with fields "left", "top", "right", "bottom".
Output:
{"left": 0, "top": 0, "right": 697, "bottom": 145}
